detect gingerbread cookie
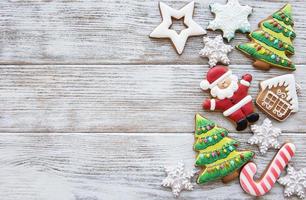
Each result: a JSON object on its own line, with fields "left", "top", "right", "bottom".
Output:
{"left": 150, "top": 1, "right": 206, "bottom": 54}
{"left": 256, "top": 74, "right": 298, "bottom": 121}
{"left": 162, "top": 162, "right": 195, "bottom": 197}
{"left": 278, "top": 165, "right": 306, "bottom": 199}
{"left": 199, "top": 35, "right": 233, "bottom": 67}
{"left": 194, "top": 114, "right": 254, "bottom": 184}
{"left": 237, "top": 4, "right": 296, "bottom": 70}
{"left": 240, "top": 143, "right": 296, "bottom": 196}
{"left": 200, "top": 65, "right": 259, "bottom": 131}
{"left": 207, "top": 0, "right": 253, "bottom": 42}
{"left": 249, "top": 118, "right": 281, "bottom": 154}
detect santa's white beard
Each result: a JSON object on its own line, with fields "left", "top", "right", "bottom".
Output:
{"left": 210, "top": 75, "right": 239, "bottom": 100}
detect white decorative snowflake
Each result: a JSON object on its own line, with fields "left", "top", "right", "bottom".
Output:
{"left": 249, "top": 118, "right": 281, "bottom": 154}
{"left": 162, "top": 161, "right": 196, "bottom": 197}
{"left": 207, "top": 0, "right": 252, "bottom": 41}
{"left": 199, "top": 35, "right": 233, "bottom": 67}
{"left": 278, "top": 165, "right": 306, "bottom": 199}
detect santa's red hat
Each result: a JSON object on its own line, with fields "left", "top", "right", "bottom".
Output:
{"left": 200, "top": 65, "right": 232, "bottom": 90}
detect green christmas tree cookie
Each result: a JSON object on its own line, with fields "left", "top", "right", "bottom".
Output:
{"left": 194, "top": 114, "right": 254, "bottom": 184}
{"left": 237, "top": 4, "right": 296, "bottom": 70}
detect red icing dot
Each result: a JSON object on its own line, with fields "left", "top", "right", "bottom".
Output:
{"left": 279, "top": 42, "right": 283, "bottom": 48}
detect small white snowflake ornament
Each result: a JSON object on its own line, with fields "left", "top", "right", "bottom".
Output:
{"left": 208, "top": 0, "right": 253, "bottom": 42}
{"left": 199, "top": 35, "right": 233, "bottom": 67}
{"left": 150, "top": 1, "right": 206, "bottom": 54}
{"left": 249, "top": 118, "right": 281, "bottom": 154}
{"left": 162, "top": 161, "right": 196, "bottom": 197}
{"left": 278, "top": 165, "right": 306, "bottom": 199}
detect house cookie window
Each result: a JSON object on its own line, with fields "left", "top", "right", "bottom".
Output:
{"left": 273, "top": 98, "right": 290, "bottom": 117}
{"left": 262, "top": 91, "right": 278, "bottom": 110}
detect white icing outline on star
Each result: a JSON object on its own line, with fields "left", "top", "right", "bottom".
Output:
{"left": 278, "top": 165, "right": 306, "bottom": 199}
{"left": 207, "top": 0, "right": 253, "bottom": 42}
{"left": 199, "top": 35, "right": 233, "bottom": 67}
{"left": 161, "top": 161, "right": 196, "bottom": 197}
{"left": 150, "top": 1, "right": 206, "bottom": 54}
{"left": 249, "top": 118, "right": 281, "bottom": 155}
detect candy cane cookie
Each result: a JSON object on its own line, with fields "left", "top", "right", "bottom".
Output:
{"left": 239, "top": 143, "right": 296, "bottom": 196}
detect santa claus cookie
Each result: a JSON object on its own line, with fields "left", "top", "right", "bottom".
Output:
{"left": 200, "top": 66, "right": 259, "bottom": 131}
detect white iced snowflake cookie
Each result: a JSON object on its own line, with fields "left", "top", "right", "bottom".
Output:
{"left": 278, "top": 165, "right": 306, "bottom": 199}
{"left": 208, "top": 0, "right": 253, "bottom": 42}
{"left": 249, "top": 118, "right": 281, "bottom": 154}
{"left": 162, "top": 161, "right": 196, "bottom": 197}
{"left": 199, "top": 35, "right": 233, "bottom": 67}
{"left": 150, "top": 1, "right": 206, "bottom": 54}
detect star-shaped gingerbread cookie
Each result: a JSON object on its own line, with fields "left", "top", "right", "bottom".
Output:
{"left": 208, "top": 0, "right": 253, "bottom": 42}
{"left": 150, "top": 1, "right": 206, "bottom": 54}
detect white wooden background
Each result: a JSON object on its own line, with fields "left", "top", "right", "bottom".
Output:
{"left": 0, "top": 0, "right": 305, "bottom": 199}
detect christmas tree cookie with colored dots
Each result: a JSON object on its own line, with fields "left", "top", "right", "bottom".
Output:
{"left": 194, "top": 114, "right": 254, "bottom": 184}
{"left": 237, "top": 4, "right": 296, "bottom": 70}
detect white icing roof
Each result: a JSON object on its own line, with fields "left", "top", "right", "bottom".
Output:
{"left": 260, "top": 74, "right": 298, "bottom": 112}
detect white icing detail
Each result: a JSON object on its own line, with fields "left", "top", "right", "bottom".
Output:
{"left": 208, "top": 70, "right": 232, "bottom": 89}
{"left": 260, "top": 74, "right": 299, "bottom": 112}
{"left": 278, "top": 165, "right": 306, "bottom": 199}
{"left": 150, "top": 1, "right": 206, "bottom": 54}
{"left": 207, "top": 0, "right": 253, "bottom": 41}
{"left": 223, "top": 95, "right": 252, "bottom": 116}
{"left": 240, "top": 79, "right": 250, "bottom": 87}
{"left": 199, "top": 35, "right": 233, "bottom": 67}
{"left": 162, "top": 161, "right": 196, "bottom": 197}
{"left": 210, "top": 99, "right": 216, "bottom": 110}
{"left": 200, "top": 80, "right": 210, "bottom": 90}
{"left": 249, "top": 118, "right": 281, "bottom": 155}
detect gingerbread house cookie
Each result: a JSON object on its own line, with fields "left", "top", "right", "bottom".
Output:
{"left": 256, "top": 74, "right": 298, "bottom": 121}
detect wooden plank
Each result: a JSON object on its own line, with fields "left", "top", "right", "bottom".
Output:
{"left": 0, "top": 64, "right": 304, "bottom": 133}
{"left": 0, "top": 0, "right": 305, "bottom": 64}
{"left": 0, "top": 133, "right": 304, "bottom": 200}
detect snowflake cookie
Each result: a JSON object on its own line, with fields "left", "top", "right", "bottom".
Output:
{"left": 208, "top": 0, "right": 253, "bottom": 42}
{"left": 249, "top": 118, "right": 281, "bottom": 154}
{"left": 199, "top": 35, "right": 233, "bottom": 67}
{"left": 278, "top": 165, "right": 306, "bottom": 199}
{"left": 150, "top": 1, "right": 206, "bottom": 54}
{"left": 162, "top": 161, "right": 196, "bottom": 197}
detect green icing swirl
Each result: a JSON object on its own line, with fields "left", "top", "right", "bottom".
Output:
{"left": 194, "top": 128, "right": 228, "bottom": 151}
{"left": 195, "top": 117, "right": 215, "bottom": 135}
{"left": 237, "top": 43, "right": 295, "bottom": 71}
{"left": 197, "top": 151, "right": 254, "bottom": 184}
{"left": 250, "top": 31, "right": 294, "bottom": 54}
{"left": 273, "top": 12, "right": 293, "bottom": 26}
{"left": 263, "top": 21, "right": 296, "bottom": 39}
{"left": 195, "top": 140, "right": 238, "bottom": 166}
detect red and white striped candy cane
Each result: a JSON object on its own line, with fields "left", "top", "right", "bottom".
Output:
{"left": 239, "top": 143, "right": 296, "bottom": 196}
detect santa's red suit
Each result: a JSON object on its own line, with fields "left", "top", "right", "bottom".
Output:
{"left": 200, "top": 66, "right": 258, "bottom": 131}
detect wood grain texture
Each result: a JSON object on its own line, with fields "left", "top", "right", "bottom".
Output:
{"left": 0, "top": 0, "right": 306, "bottom": 199}
{"left": 0, "top": 64, "right": 304, "bottom": 133}
{"left": 0, "top": 0, "right": 305, "bottom": 64}
{"left": 0, "top": 133, "right": 304, "bottom": 200}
